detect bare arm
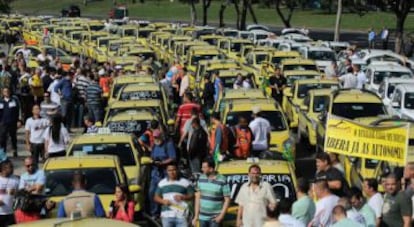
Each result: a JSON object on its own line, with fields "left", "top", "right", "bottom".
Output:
{"left": 25, "top": 130, "right": 30, "bottom": 151}
{"left": 154, "top": 194, "right": 171, "bottom": 206}
{"left": 327, "top": 180, "right": 342, "bottom": 189}
{"left": 236, "top": 205, "right": 243, "bottom": 227}
{"left": 403, "top": 216, "right": 411, "bottom": 227}
{"left": 192, "top": 191, "right": 201, "bottom": 226}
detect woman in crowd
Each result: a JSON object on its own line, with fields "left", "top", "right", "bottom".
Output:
{"left": 108, "top": 184, "right": 135, "bottom": 223}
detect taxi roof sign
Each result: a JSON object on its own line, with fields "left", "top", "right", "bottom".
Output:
{"left": 97, "top": 127, "right": 111, "bottom": 134}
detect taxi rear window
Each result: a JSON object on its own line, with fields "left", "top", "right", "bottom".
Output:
{"left": 70, "top": 143, "right": 136, "bottom": 166}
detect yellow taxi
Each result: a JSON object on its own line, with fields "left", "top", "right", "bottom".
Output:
{"left": 89, "top": 35, "right": 119, "bottom": 63}
{"left": 218, "top": 69, "right": 251, "bottom": 89}
{"left": 108, "top": 75, "right": 155, "bottom": 105}
{"left": 297, "top": 89, "right": 332, "bottom": 147}
{"left": 315, "top": 89, "right": 387, "bottom": 153}
{"left": 217, "top": 158, "right": 297, "bottom": 226}
{"left": 137, "top": 27, "right": 156, "bottom": 46}
{"left": 214, "top": 88, "right": 267, "bottom": 112}
{"left": 217, "top": 38, "right": 253, "bottom": 60}
{"left": 222, "top": 99, "right": 293, "bottom": 154}
{"left": 9, "top": 45, "right": 72, "bottom": 69}
{"left": 115, "top": 83, "right": 169, "bottom": 112}
{"left": 104, "top": 110, "right": 160, "bottom": 135}
{"left": 195, "top": 59, "right": 241, "bottom": 81}
{"left": 283, "top": 79, "right": 340, "bottom": 128}
{"left": 43, "top": 155, "right": 141, "bottom": 216}
{"left": 199, "top": 34, "right": 225, "bottom": 46}
{"left": 186, "top": 47, "right": 221, "bottom": 72}
{"left": 260, "top": 51, "right": 301, "bottom": 79}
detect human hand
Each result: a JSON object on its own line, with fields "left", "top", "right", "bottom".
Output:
{"left": 213, "top": 214, "right": 224, "bottom": 223}
{"left": 174, "top": 194, "right": 183, "bottom": 202}
{"left": 191, "top": 218, "right": 198, "bottom": 227}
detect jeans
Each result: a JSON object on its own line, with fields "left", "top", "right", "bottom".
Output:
{"left": 0, "top": 122, "right": 17, "bottom": 153}
{"left": 161, "top": 217, "right": 188, "bottom": 227}
{"left": 148, "top": 172, "right": 162, "bottom": 216}
{"left": 60, "top": 99, "right": 73, "bottom": 130}
{"left": 87, "top": 104, "right": 102, "bottom": 123}
{"left": 189, "top": 156, "right": 201, "bottom": 173}
{"left": 72, "top": 102, "right": 84, "bottom": 128}
{"left": 0, "top": 214, "right": 15, "bottom": 227}
{"left": 199, "top": 219, "right": 221, "bottom": 227}
{"left": 30, "top": 143, "right": 44, "bottom": 164}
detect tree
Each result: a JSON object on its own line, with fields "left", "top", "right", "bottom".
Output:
{"left": 190, "top": 0, "right": 197, "bottom": 26}
{"left": 334, "top": 0, "right": 343, "bottom": 41}
{"left": 386, "top": 0, "right": 414, "bottom": 54}
{"left": 202, "top": 0, "right": 212, "bottom": 25}
{"left": 219, "top": 0, "right": 229, "bottom": 27}
{"left": 0, "top": 0, "right": 13, "bottom": 14}
{"left": 274, "top": 0, "right": 296, "bottom": 28}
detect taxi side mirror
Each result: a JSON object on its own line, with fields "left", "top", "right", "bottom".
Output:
{"left": 300, "top": 105, "right": 308, "bottom": 111}
{"left": 129, "top": 185, "right": 141, "bottom": 193}
{"left": 141, "top": 156, "right": 153, "bottom": 165}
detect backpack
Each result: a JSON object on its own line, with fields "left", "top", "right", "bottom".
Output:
{"left": 210, "top": 124, "right": 231, "bottom": 154}
{"left": 233, "top": 126, "right": 252, "bottom": 158}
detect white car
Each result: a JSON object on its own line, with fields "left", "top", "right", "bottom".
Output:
{"left": 365, "top": 62, "right": 413, "bottom": 94}
{"left": 387, "top": 84, "right": 414, "bottom": 120}
{"left": 248, "top": 30, "right": 271, "bottom": 44}
{"left": 379, "top": 77, "right": 414, "bottom": 106}
{"left": 298, "top": 46, "right": 336, "bottom": 71}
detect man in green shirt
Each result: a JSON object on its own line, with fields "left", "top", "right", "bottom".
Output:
{"left": 382, "top": 173, "right": 412, "bottom": 227}
{"left": 193, "top": 158, "right": 230, "bottom": 227}
{"left": 349, "top": 187, "right": 376, "bottom": 227}
{"left": 292, "top": 178, "right": 315, "bottom": 226}
{"left": 332, "top": 205, "right": 363, "bottom": 227}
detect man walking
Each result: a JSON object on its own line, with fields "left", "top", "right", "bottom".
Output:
{"left": 193, "top": 158, "right": 230, "bottom": 227}
{"left": 54, "top": 72, "right": 73, "bottom": 131}
{"left": 236, "top": 164, "right": 277, "bottom": 227}
{"left": 0, "top": 87, "right": 20, "bottom": 157}
{"left": 187, "top": 117, "right": 208, "bottom": 173}
{"left": 249, "top": 106, "right": 271, "bottom": 158}
{"left": 381, "top": 173, "right": 412, "bottom": 227}
{"left": 85, "top": 75, "right": 103, "bottom": 123}
{"left": 25, "top": 105, "right": 49, "bottom": 164}
{"left": 154, "top": 162, "right": 194, "bottom": 227}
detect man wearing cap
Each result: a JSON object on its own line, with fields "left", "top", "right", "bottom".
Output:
{"left": 148, "top": 129, "right": 177, "bottom": 217}
{"left": 249, "top": 106, "right": 271, "bottom": 158}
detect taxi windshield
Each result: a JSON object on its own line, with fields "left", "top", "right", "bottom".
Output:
{"left": 107, "top": 120, "right": 150, "bottom": 135}
{"left": 313, "top": 95, "right": 330, "bottom": 113}
{"left": 405, "top": 93, "right": 414, "bottom": 109}
{"left": 226, "top": 111, "right": 287, "bottom": 131}
{"left": 45, "top": 168, "right": 119, "bottom": 196}
{"left": 223, "top": 31, "right": 238, "bottom": 37}
{"left": 120, "top": 90, "right": 161, "bottom": 101}
{"left": 297, "top": 83, "right": 337, "bottom": 98}
{"left": 308, "top": 51, "right": 336, "bottom": 61}
{"left": 272, "top": 56, "right": 296, "bottom": 65}
{"left": 191, "top": 55, "right": 218, "bottom": 66}
{"left": 90, "top": 25, "right": 104, "bottom": 31}
{"left": 255, "top": 54, "right": 268, "bottom": 65}
{"left": 332, "top": 103, "right": 385, "bottom": 119}
{"left": 70, "top": 143, "right": 136, "bottom": 166}
{"left": 373, "top": 71, "right": 412, "bottom": 85}
{"left": 284, "top": 64, "right": 318, "bottom": 71}
{"left": 230, "top": 43, "right": 243, "bottom": 52}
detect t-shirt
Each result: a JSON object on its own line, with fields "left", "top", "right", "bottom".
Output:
{"left": 339, "top": 73, "right": 357, "bottom": 89}
{"left": 367, "top": 192, "right": 383, "bottom": 219}
{"left": 196, "top": 173, "right": 230, "bottom": 221}
{"left": 177, "top": 103, "right": 201, "bottom": 135}
{"left": 268, "top": 75, "right": 287, "bottom": 98}
{"left": 358, "top": 204, "right": 376, "bottom": 227}
{"left": 315, "top": 167, "right": 350, "bottom": 197}
{"left": 332, "top": 218, "right": 364, "bottom": 227}
{"left": 347, "top": 208, "right": 366, "bottom": 225}
{"left": 249, "top": 117, "right": 271, "bottom": 151}
{"left": 382, "top": 191, "right": 412, "bottom": 227}
{"left": 235, "top": 182, "right": 277, "bottom": 227}
{"left": 356, "top": 71, "right": 366, "bottom": 89}
{"left": 43, "top": 126, "right": 70, "bottom": 153}
{"left": 312, "top": 194, "right": 339, "bottom": 227}
{"left": 155, "top": 178, "right": 194, "bottom": 218}
{"left": 18, "top": 169, "right": 46, "bottom": 192}
{"left": 48, "top": 79, "right": 61, "bottom": 105}
{"left": 0, "top": 175, "right": 19, "bottom": 215}
{"left": 25, "top": 117, "right": 49, "bottom": 144}
{"left": 292, "top": 195, "right": 316, "bottom": 226}
{"left": 17, "top": 48, "right": 31, "bottom": 63}
{"left": 40, "top": 101, "right": 59, "bottom": 118}
{"left": 279, "top": 214, "right": 305, "bottom": 227}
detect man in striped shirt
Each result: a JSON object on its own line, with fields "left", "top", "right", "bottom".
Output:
{"left": 154, "top": 162, "right": 194, "bottom": 226}
{"left": 85, "top": 75, "right": 103, "bottom": 123}
{"left": 74, "top": 69, "right": 90, "bottom": 127}
{"left": 193, "top": 158, "right": 230, "bottom": 227}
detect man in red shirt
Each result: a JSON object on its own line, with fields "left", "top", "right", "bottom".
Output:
{"left": 175, "top": 92, "right": 200, "bottom": 137}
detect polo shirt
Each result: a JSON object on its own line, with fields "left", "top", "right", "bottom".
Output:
{"left": 196, "top": 173, "right": 230, "bottom": 221}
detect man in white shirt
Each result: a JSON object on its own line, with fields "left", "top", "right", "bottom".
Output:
{"left": 47, "top": 73, "right": 62, "bottom": 106}
{"left": 278, "top": 199, "right": 305, "bottom": 227}
{"left": 0, "top": 159, "right": 19, "bottom": 226}
{"left": 249, "top": 106, "right": 271, "bottom": 158}
{"left": 310, "top": 180, "right": 340, "bottom": 227}
{"left": 354, "top": 64, "right": 366, "bottom": 89}
{"left": 25, "top": 105, "right": 49, "bottom": 164}
{"left": 16, "top": 43, "right": 31, "bottom": 64}
{"left": 362, "top": 178, "right": 383, "bottom": 226}
{"left": 324, "top": 61, "right": 339, "bottom": 79}
{"left": 338, "top": 72, "right": 357, "bottom": 89}
{"left": 236, "top": 164, "right": 277, "bottom": 227}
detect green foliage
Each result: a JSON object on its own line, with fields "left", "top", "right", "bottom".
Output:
{"left": 0, "top": 0, "right": 13, "bottom": 14}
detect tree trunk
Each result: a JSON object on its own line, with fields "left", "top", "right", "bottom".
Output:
{"left": 275, "top": 0, "right": 294, "bottom": 28}
{"left": 234, "top": 0, "right": 241, "bottom": 29}
{"left": 202, "top": 0, "right": 210, "bottom": 25}
{"left": 395, "top": 15, "right": 405, "bottom": 54}
{"left": 334, "top": 0, "right": 342, "bottom": 41}
{"left": 219, "top": 1, "right": 228, "bottom": 27}
{"left": 247, "top": 0, "right": 258, "bottom": 24}
{"left": 240, "top": 0, "right": 248, "bottom": 30}
{"left": 190, "top": 0, "right": 197, "bottom": 26}
{"left": 328, "top": 0, "right": 333, "bottom": 14}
